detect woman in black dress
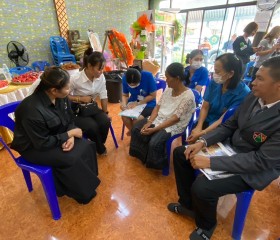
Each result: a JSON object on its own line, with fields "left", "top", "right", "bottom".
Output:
{"left": 11, "top": 67, "right": 100, "bottom": 204}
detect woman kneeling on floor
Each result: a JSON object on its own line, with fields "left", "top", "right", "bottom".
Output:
{"left": 129, "top": 62, "right": 196, "bottom": 169}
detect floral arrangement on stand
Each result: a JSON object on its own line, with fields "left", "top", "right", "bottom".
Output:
{"left": 130, "top": 14, "right": 156, "bottom": 60}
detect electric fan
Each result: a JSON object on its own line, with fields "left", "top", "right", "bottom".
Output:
{"left": 7, "top": 41, "right": 29, "bottom": 67}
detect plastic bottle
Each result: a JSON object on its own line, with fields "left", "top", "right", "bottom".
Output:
{"left": 2, "top": 64, "right": 12, "bottom": 82}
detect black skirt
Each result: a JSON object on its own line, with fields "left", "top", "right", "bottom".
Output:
{"left": 20, "top": 138, "right": 100, "bottom": 204}
{"left": 129, "top": 119, "right": 171, "bottom": 169}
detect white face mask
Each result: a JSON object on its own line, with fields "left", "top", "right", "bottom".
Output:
{"left": 191, "top": 61, "right": 202, "bottom": 70}
{"left": 213, "top": 73, "right": 226, "bottom": 84}
{"left": 128, "top": 83, "right": 140, "bottom": 88}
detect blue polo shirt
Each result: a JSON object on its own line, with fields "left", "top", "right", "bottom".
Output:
{"left": 122, "top": 70, "right": 157, "bottom": 108}
{"left": 204, "top": 80, "right": 250, "bottom": 125}
{"left": 184, "top": 66, "right": 209, "bottom": 89}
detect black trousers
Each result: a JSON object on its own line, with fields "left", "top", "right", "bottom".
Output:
{"left": 75, "top": 111, "right": 110, "bottom": 154}
{"left": 173, "top": 146, "right": 252, "bottom": 230}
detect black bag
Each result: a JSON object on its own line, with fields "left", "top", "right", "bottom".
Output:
{"left": 78, "top": 102, "right": 101, "bottom": 117}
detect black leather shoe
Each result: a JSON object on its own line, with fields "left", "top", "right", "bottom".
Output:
{"left": 189, "top": 224, "right": 217, "bottom": 240}
{"left": 167, "top": 202, "right": 195, "bottom": 218}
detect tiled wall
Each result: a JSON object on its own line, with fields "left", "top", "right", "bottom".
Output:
{"left": 0, "top": 0, "right": 148, "bottom": 67}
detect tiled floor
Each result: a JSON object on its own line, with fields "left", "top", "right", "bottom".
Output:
{"left": 0, "top": 101, "right": 279, "bottom": 240}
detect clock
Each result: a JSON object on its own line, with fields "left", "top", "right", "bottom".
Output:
{"left": 257, "top": 0, "right": 277, "bottom": 11}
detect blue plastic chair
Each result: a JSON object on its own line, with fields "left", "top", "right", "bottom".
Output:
{"left": 32, "top": 61, "right": 51, "bottom": 72}
{"left": 162, "top": 107, "right": 198, "bottom": 176}
{"left": 120, "top": 78, "right": 167, "bottom": 140}
{"left": 163, "top": 88, "right": 203, "bottom": 176}
{"left": 0, "top": 101, "right": 61, "bottom": 220}
{"left": 221, "top": 105, "right": 255, "bottom": 240}
{"left": 50, "top": 36, "right": 76, "bottom": 66}
{"left": 9, "top": 66, "right": 33, "bottom": 77}
{"left": 84, "top": 123, "right": 118, "bottom": 149}
{"left": 195, "top": 105, "right": 255, "bottom": 239}
{"left": 109, "top": 124, "right": 118, "bottom": 148}
{"left": 243, "top": 61, "right": 254, "bottom": 85}
{"left": 155, "top": 78, "right": 167, "bottom": 92}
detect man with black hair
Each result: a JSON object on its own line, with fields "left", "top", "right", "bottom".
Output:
{"left": 168, "top": 56, "right": 280, "bottom": 239}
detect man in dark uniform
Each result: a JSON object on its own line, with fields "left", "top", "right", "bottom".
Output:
{"left": 167, "top": 56, "right": 280, "bottom": 239}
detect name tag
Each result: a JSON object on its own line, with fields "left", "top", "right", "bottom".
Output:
{"left": 240, "top": 45, "right": 247, "bottom": 51}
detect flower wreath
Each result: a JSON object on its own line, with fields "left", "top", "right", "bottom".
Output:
{"left": 107, "top": 29, "right": 134, "bottom": 67}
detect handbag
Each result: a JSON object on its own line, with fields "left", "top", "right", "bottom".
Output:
{"left": 78, "top": 102, "right": 101, "bottom": 117}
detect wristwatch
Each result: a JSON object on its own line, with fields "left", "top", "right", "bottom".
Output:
{"left": 196, "top": 137, "right": 207, "bottom": 147}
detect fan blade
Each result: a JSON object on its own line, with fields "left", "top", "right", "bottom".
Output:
{"left": 18, "top": 52, "right": 29, "bottom": 66}
{"left": 12, "top": 42, "right": 25, "bottom": 56}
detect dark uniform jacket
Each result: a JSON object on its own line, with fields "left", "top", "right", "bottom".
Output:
{"left": 204, "top": 93, "right": 280, "bottom": 190}
{"left": 11, "top": 91, "right": 76, "bottom": 152}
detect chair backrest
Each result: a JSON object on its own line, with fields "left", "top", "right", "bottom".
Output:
{"left": 0, "top": 101, "right": 22, "bottom": 161}
{"left": 50, "top": 36, "right": 70, "bottom": 55}
{"left": 190, "top": 88, "right": 202, "bottom": 106}
{"left": 32, "top": 61, "right": 51, "bottom": 72}
{"left": 155, "top": 78, "right": 167, "bottom": 92}
{"left": 222, "top": 105, "right": 238, "bottom": 124}
{"left": 0, "top": 101, "right": 21, "bottom": 131}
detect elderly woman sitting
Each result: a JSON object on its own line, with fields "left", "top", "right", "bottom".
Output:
{"left": 129, "top": 62, "right": 196, "bottom": 169}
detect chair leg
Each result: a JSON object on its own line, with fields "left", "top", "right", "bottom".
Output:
{"left": 162, "top": 139, "right": 172, "bottom": 176}
{"left": 38, "top": 170, "right": 61, "bottom": 220}
{"left": 231, "top": 190, "right": 255, "bottom": 240}
{"left": 21, "top": 169, "right": 33, "bottom": 192}
{"left": 109, "top": 124, "right": 118, "bottom": 149}
{"left": 121, "top": 123, "right": 125, "bottom": 140}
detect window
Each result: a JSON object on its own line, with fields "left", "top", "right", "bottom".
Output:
{"left": 172, "top": 0, "right": 227, "bottom": 9}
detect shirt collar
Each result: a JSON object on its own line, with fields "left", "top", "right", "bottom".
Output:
{"left": 36, "top": 91, "right": 54, "bottom": 107}
{"left": 81, "top": 69, "right": 101, "bottom": 83}
{"left": 258, "top": 98, "right": 280, "bottom": 109}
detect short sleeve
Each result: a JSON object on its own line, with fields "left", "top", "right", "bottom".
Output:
{"left": 259, "top": 39, "right": 268, "bottom": 48}
{"left": 158, "top": 88, "right": 170, "bottom": 106}
{"left": 99, "top": 74, "right": 108, "bottom": 99}
{"left": 203, "top": 81, "right": 213, "bottom": 102}
{"left": 197, "top": 67, "right": 209, "bottom": 86}
{"left": 146, "top": 72, "right": 157, "bottom": 93}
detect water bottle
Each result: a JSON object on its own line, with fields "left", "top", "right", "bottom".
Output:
{"left": 2, "top": 64, "right": 12, "bottom": 82}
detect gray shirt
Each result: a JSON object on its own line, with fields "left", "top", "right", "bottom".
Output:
{"left": 254, "top": 39, "right": 274, "bottom": 68}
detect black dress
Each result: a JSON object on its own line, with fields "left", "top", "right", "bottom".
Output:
{"left": 11, "top": 91, "right": 100, "bottom": 204}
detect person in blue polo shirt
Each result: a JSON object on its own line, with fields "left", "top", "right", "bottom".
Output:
{"left": 121, "top": 67, "right": 157, "bottom": 136}
{"left": 184, "top": 49, "right": 209, "bottom": 104}
{"left": 187, "top": 53, "right": 250, "bottom": 143}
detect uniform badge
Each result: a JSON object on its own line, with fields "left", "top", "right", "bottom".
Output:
{"left": 253, "top": 132, "right": 267, "bottom": 143}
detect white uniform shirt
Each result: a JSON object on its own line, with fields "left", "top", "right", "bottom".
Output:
{"left": 70, "top": 69, "right": 107, "bottom": 100}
